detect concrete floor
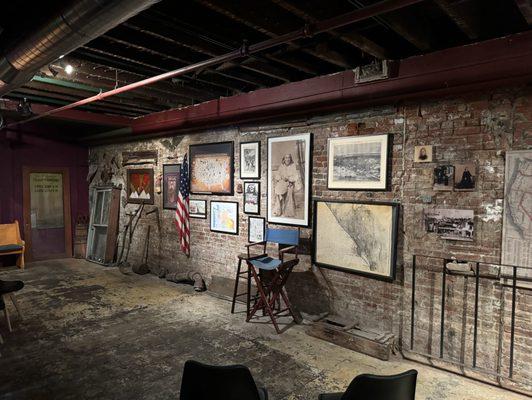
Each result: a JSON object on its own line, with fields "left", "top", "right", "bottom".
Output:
{"left": 0, "top": 259, "right": 528, "bottom": 400}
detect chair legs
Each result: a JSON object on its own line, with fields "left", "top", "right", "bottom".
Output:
{"left": 16, "top": 253, "right": 24, "bottom": 270}
{"left": 2, "top": 293, "right": 22, "bottom": 332}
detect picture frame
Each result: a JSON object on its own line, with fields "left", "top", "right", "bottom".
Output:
{"left": 243, "top": 182, "right": 260, "bottom": 215}
{"left": 248, "top": 216, "right": 265, "bottom": 243}
{"left": 424, "top": 208, "right": 474, "bottom": 241}
{"left": 240, "top": 141, "right": 261, "bottom": 179}
{"left": 190, "top": 199, "right": 207, "bottom": 219}
{"left": 210, "top": 201, "right": 239, "bottom": 235}
{"left": 189, "top": 141, "right": 234, "bottom": 195}
{"left": 414, "top": 145, "right": 433, "bottom": 163}
{"left": 267, "top": 133, "right": 312, "bottom": 227}
{"left": 162, "top": 164, "right": 180, "bottom": 210}
{"left": 327, "top": 133, "right": 390, "bottom": 190}
{"left": 312, "top": 199, "right": 399, "bottom": 281}
{"left": 433, "top": 165, "right": 455, "bottom": 191}
{"left": 126, "top": 168, "right": 154, "bottom": 204}
{"left": 454, "top": 163, "right": 476, "bottom": 191}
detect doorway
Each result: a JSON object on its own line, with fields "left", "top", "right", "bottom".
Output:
{"left": 22, "top": 167, "right": 72, "bottom": 261}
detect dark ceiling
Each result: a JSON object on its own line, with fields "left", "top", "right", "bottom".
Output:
{"left": 0, "top": 0, "right": 530, "bottom": 118}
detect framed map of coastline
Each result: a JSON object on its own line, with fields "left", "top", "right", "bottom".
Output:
{"left": 312, "top": 199, "right": 399, "bottom": 281}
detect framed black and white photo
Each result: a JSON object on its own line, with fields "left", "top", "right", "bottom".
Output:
{"left": 190, "top": 199, "right": 207, "bottom": 219}
{"left": 243, "top": 182, "right": 260, "bottom": 215}
{"left": 189, "top": 141, "right": 234, "bottom": 195}
{"left": 248, "top": 216, "right": 265, "bottom": 243}
{"left": 414, "top": 145, "right": 433, "bottom": 163}
{"left": 162, "top": 164, "right": 180, "bottom": 209}
{"left": 312, "top": 200, "right": 399, "bottom": 281}
{"left": 210, "top": 201, "right": 239, "bottom": 235}
{"left": 240, "top": 141, "right": 260, "bottom": 179}
{"left": 327, "top": 134, "right": 389, "bottom": 190}
{"left": 424, "top": 208, "right": 474, "bottom": 241}
{"left": 433, "top": 165, "right": 455, "bottom": 191}
{"left": 267, "top": 133, "right": 311, "bottom": 227}
{"left": 454, "top": 163, "right": 476, "bottom": 191}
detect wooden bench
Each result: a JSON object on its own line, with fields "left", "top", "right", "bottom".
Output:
{"left": 0, "top": 221, "right": 25, "bottom": 269}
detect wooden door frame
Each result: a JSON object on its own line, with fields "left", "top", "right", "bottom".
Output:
{"left": 22, "top": 167, "right": 72, "bottom": 261}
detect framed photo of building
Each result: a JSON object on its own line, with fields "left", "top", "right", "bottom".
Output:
{"left": 312, "top": 200, "right": 399, "bottom": 281}
{"left": 190, "top": 199, "right": 207, "bottom": 219}
{"left": 162, "top": 164, "right": 180, "bottom": 209}
{"left": 210, "top": 201, "right": 239, "bottom": 235}
{"left": 243, "top": 182, "right": 260, "bottom": 215}
{"left": 267, "top": 133, "right": 311, "bottom": 227}
{"left": 126, "top": 168, "right": 154, "bottom": 204}
{"left": 240, "top": 141, "right": 261, "bottom": 179}
{"left": 433, "top": 165, "right": 455, "bottom": 191}
{"left": 327, "top": 134, "right": 389, "bottom": 190}
{"left": 189, "top": 142, "right": 234, "bottom": 195}
{"left": 424, "top": 208, "right": 474, "bottom": 241}
{"left": 414, "top": 145, "right": 433, "bottom": 163}
{"left": 248, "top": 216, "right": 265, "bottom": 243}
{"left": 454, "top": 163, "right": 476, "bottom": 191}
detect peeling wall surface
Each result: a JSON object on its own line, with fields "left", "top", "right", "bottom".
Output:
{"left": 90, "top": 86, "right": 532, "bottom": 393}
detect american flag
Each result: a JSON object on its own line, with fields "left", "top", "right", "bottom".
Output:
{"left": 176, "top": 154, "right": 190, "bottom": 257}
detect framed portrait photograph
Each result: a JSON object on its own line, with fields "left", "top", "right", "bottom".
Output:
{"left": 126, "top": 168, "right": 154, "bottom": 204}
{"left": 248, "top": 216, "right": 265, "bottom": 243}
{"left": 414, "top": 145, "right": 433, "bottom": 163}
{"left": 190, "top": 199, "right": 207, "bottom": 219}
{"left": 424, "top": 208, "right": 474, "bottom": 241}
{"left": 267, "top": 133, "right": 311, "bottom": 227}
{"left": 433, "top": 165, "right": 455, "bottom": 191}
{"left": 243, "top": 182, "right": 260, "bottom": 215}
{"left": 162, "top": 164, "right": 180, "bottom": 209}
{"left": 454, "top": 163, "right": 476, "bottom": 191}
{"left": 240, "top": 141, "right": 261, "bottom": 179}
{"left": 312, "top": 200, "right": 399, "bottom": 281}
{"left": 327, "top": 134, "right": 389, "bottom": 190}
{"left": 189, "top": 141, "right": 234, "bottom": 195}
{"left": 210, "top": 201, "right": 239, "bottom": 235}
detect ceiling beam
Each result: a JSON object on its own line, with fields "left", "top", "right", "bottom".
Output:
{"left": 515, "top": 0, "right": 532, "bottom": 24}
{"left": 434, "top": 0, "right": 480, "bottom": 39}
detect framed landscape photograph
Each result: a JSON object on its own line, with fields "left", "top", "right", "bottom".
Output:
{"left": 190, "top": 199, "right": 207, "bottom": 219}
{"left": 189, "top": 141, "right": 234, "bottom": 195}
{"left": 126, "top": 168, "right": 154, "bottom": 205}
{"left": 424, "top": 208, "right": 474, "bottom": 241}
{"left": 414, "top": 145, "right": 433, "bottom": 163}
{"left": 312, "top": 200, "right": 399, "bottom": 281}
{"left": 210, "top": 201, "right": 239, "bottom": 235}
{"left": 248, "top": 216, "right": 265, "bottom": 243}
{"left": 243, "top": 182, "right": 260, "bottom": 215}
{"left": 267, "top": 133, "right": 311, "bottom": 227}
{"left": 240, "top": 141, "right": 261, "bottom": 179}
{"left": 433, "top": 165, "right": 455, "bottom": 191}
{"left": 454, "top": 163, "right": 476, "bottom": 191}
{"left": 162, "top": 164, "right": 180, "bottom": 209}
{"left": 327, "top": 134, "right": 389, "bottom": 190}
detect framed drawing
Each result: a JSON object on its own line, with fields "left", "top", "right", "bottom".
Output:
{"left": 454, "top": 163, "right": 476, "bottom": 191}
{"left": 327, "top": 134, "right": 389, "bottom": 190}
{"left": 162, "top": 164, "right": 180, "bottom": 209}
{"left": 126, "top": 168, "right": 154, "bottom": 204}
{"left": 424, "top": 208, "right": 474, "bottom": 241}
{"left": 189, "top": 141, "right": 234, "bottom": 195}
{"left": 240, "top": 141, "right": 261, "bottom": 179}
{"left": 248, "top": 216, "right": 265, "bottom": 243}
{"left": 312, "top": 200, "right": 399, "bottom": 281}
{"left": 210, "top": 201, "right": 239, "bottom": 235}
{"left": 190, "top": 199, "right": 207, "bottom": 219}
{"left": 414, "top": 145, "right": 433, "bottom": 163}
{"left": 243, "top": 182, "right": 260, "bottom": 215}
{"left": 267, "top": 133, "right": 311, "bottom": 227}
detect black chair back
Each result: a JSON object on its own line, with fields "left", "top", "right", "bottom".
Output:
{"left": 180, "top": 360, "right": 263, "bottom": 400}
{"left": 342, "top": 369, "right": 417, "bottom": 400}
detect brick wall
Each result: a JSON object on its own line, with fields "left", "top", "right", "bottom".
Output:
{"left": 90, "top": 85, "right": 531, "bottom": 393}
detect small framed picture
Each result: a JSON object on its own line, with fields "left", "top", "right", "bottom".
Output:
{"left": 210, "top": 201, "right": 239, "bottom": 235}
{"left": 243, "top": 182, "right": 260, "bottom": 215}
{"left": 454, "top": 163, "right": 476, "bottom": 191}
{"left": 433, "top": 165, "right": 455, "bottom": 191}
{"left": 190, "top": 199, "right": 207, "bottom": 219}
{"left": 424, "top": 208, "right": 474, "bottom": 241}
{"left": 248, "top": 216, "right": 265, "bottom": 243}
{"left": 414, "top": 145, "right": 433, "bottom": 163}
{"left": 162, "top": 164, "right": 180, "bottom": 209}
{"left": 240, "top": 141, "right": 261, "bottom": 179}
{"left": 127, "top": 168, "right": 154, "bottom": 204}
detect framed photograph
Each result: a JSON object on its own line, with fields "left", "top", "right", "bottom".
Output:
{"left": 327, "top": 134, "right": 389, "bottom": 190}
{"left": 190, "top": 199, "right": 207, "bottom": 219}
{"left": 312, "top": 200, "right": 399, "bottom": 281}
{"left": 267, "top": 133, "right": 311, "bottom": 227}
{"left": 126, "top": 168, "right": 154, "bottom": 204}
{"left": 414, "top": 145, "right": 433, "bottom": 163}
{"left": 240, "top": 141, "right": 261, "bottom": 179}
{"left": 210, "top": 201, "right": 239, "bottom": 235}
{"left": 433, "top": 165, "right": 455, "bottom": 191}
{"left": 243, "top": 182, "right": 260, "bottom": 215}
{"left": 162, "top": 164, "right": 180, "bottom": 209}
{"left": 424, "top": 208, "right": 474, "bottom": 241}
{"left": 248, "top": 216, "right": 265, "bottom": 243}
{"left": 454, "top": 163, "right": 476, "bottom": 191}
{"left": 189, "top": 141, "right": 234, "bottom": 195}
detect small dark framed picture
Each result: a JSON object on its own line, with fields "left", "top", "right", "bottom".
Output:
{"left": 190, "top": 199, "right": 207, "bottom": 219}
{"left": 210, "top": 201, "right": 239, "bottom": 235}
{"left": 243, "top": 181, "right": 260, "bottom": 215}
{"left": 126, "top": 168, "right": 154, "bottom": 204}
{"left": 240, "top": 141, "right": 261, "bottom": 179}
{"left": 162, "top": 164, "right": 180, "bottom": 209}
{"left": 433, "top": 165, "right": 455, "bottom": 191}
{"left": 248, "top": 216, "right": 265, "bottom": 243}
{"left": 454, "top": 163, "right": 476, "bottom": 191}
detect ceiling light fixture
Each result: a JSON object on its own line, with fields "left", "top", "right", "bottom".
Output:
{"left": 65, "top": 64, "right": 74, "bottom": 75}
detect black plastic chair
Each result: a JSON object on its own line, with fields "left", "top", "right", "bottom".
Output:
{"left": 318, "top": 369, "right": 418, "bottom": 400}
{"left": 180, "top": 360, "right": 268, "bottom": 400}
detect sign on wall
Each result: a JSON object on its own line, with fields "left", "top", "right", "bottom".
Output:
{"left": 29, "top": 173, "right": 64, "bottom": 229}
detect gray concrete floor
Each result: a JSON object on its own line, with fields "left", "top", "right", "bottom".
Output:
{"left": 0, "top": 259, "right": 528, "bottom": 400}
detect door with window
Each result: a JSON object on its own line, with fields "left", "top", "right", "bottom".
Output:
{"left": 23, "top": 167, "right": 72, "bottom": 261}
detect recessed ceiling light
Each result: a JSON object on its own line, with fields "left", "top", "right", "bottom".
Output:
{"left": 65, "top": 64, "right": 74, "bottom": 75}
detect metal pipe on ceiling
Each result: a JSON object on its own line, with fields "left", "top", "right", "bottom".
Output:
{"left": 3, "top": 0, "right": 425, "bottom": 131}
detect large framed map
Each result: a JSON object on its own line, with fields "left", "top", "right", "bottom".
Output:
{"left": 312, "top": 200, "right": 399, "bottom": 281}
